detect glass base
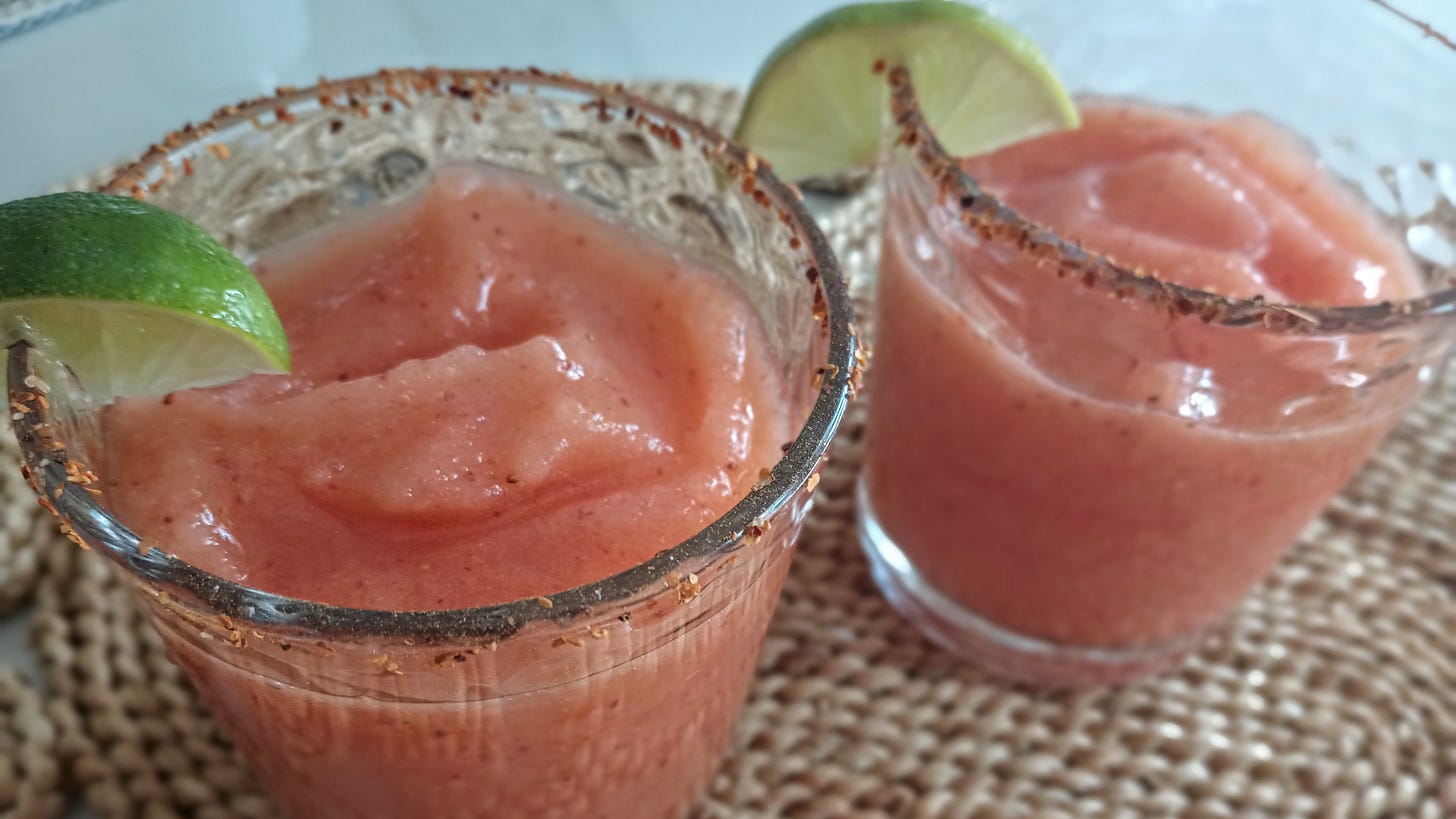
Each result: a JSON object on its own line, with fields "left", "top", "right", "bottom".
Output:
{"left": 856, "top": 477, "right": 1203, "bottom": 688}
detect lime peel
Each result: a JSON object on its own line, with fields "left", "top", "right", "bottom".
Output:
{"left": 735, "top": 0, "right": 1079, "bottom": 183}
{"left": 0, "top": 192, "right": 289, "bottom": 403}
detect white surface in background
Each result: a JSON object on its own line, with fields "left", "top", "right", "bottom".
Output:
{"left": 0, "top": 0, "right": 849, "bottom": 201}
{"left": 2, "top": 0, "right": 1452, "bottom": 201}
{"left": 0, "top": 2, "right": 1452, "bottom": 817}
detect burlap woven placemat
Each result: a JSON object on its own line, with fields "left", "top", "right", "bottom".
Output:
{"left": 0, "top": 668, "right": 62, "bottom": 819}
{"left": 0, "top": 434, "right": 48, "bottom": 617}
{"left": 2, "top": 82, "right": 1455, "bottom": 819}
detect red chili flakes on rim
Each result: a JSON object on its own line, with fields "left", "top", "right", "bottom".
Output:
{"left": 57, "top": 520, "right": 88, "bottom": 550}
{"left": 369, "top": 655, "right": 404, "bottom": 676}
{"left": 432, "top": 651, "right": 465, "bottom": 667}
{"left": 745, "top": 519, "right": 771, "bottom": 545}
{"left": 580, "top": 97, "right": 612, "bottom": 122}
{"left": 677, "top": 573, "right": 702, "bottom": 604}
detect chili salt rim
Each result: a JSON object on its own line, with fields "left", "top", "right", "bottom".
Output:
{"left": 7, "top": 67, "right": 859, "bottom": 643}
{"left": 884, "top": 63, "right": 1456, "bottom": 335}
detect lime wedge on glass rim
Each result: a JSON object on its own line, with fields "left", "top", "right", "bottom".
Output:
{"left": 0, "top": 191, "right": 288, "bottom": 404}
{"left": 734, "top": 0, "right": 1080, "bottom": 184}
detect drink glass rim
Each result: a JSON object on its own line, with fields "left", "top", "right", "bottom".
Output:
{"left": 882, "top": 7, "right": 1456, "bottom": 338}
{"left": 9, "top": 67, "right": 860, "bottom": 643}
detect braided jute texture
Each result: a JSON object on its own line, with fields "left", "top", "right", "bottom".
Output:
{"left": 0, "top": 430, "right": 52, "bottom": 616}
{"left": 5, "top": 82, "right": 1456, "bottom": 819}
{"left": 0, "top": 667, "right": 63, "bottom": 819}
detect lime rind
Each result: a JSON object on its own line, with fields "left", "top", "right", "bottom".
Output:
{"left": 735, "top": 0, "right": 1079, "bottom": 183}
{"left": 0, "top": 192, "right": 289, "bottom": 402}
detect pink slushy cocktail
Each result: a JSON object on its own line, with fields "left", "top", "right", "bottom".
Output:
{"left": 10, "top": 70, "right": 856, "bottom": 819}
{"left": 862, "top": 98, "right": 1433, "bottom": 685}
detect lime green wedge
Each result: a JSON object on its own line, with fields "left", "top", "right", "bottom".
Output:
{"left": 735, "top": 0, "right": 1079, "bottom": 183}
{"left": 0, "top": 192, "right": 289, "bottom": 403}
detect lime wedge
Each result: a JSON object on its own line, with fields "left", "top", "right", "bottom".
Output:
{"left": 0, "top": 192, "right": 289, "bottom": 403}
{"left": 735, "top": 0, "right": 1079, "bottom": 183}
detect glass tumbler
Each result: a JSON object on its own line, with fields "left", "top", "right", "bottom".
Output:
{"left": 858, "top": 0, "right": 1456, "bottom": 686}
{"left": 10, "top": 69, "right": 857, "bottom": 819}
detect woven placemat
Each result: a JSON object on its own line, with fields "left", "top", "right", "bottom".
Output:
{"left": 0, "top": 435, "right": 49, "bottom": 616}
{"left": 0, "top": 667, "right": 62, "bottom": 819}
{"left": 5, "top": 82, "right": 1456, "bottom": 819}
